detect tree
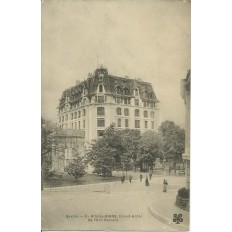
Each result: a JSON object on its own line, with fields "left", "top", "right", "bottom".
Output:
{"left": 87, "top": 125, "right": 141, "bottom": 176}
{"left": 120, "top": 129, "right": 141, "bottom": 173}
{"left": 158, "top": 121, "right": 185, "bottom": 172}
{"left": 87, "top": 137, "right": 117, "bottom": 177}
{"left": 41, "top": 117, "right": 65, "bottom": 189}
{"left": 41, "top": 117, "right": 55, "bottom": 190}
{"left": 138, "top": 131, "right": 162, "bottom": 170}
{"left": 66, "top": 152, "right": 86, "bottom": 181}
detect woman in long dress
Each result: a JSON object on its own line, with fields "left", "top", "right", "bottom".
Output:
{"left": 163, "top": 179, "right": 168, "bottom": 192}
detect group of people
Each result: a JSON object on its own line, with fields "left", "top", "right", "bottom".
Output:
{"left": 120, "top": 174, "right": 133, "bottom": 183}
{"left": 120, "top": 172, "right": 168, "bottom": 192}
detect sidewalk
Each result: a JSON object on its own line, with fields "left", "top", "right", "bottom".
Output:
{"left": 148, "top": 193, "right": 189, "bottom": 231}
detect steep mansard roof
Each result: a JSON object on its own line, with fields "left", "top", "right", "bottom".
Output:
{"left": 58, "top": 68, "right": 159, "bottom": 108}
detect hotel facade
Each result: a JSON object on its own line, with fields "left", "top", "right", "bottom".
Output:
{"left": 57, "top": 67, "right": 160, "bottom": 148}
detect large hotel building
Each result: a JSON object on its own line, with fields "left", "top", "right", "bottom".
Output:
{"left": 57, "top": 66, "right": 160, "bottom": 147}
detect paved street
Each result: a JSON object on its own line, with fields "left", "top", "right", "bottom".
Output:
{"left": 42, "top": 175, "right": 185, "bottom": 231}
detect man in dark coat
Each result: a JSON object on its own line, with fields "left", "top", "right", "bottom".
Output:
{"left": 145, "top": 176, "right": 149, "bottom": 186}
{"left": 122, "top": 174, "right": 125, "bottom": 183}
{"left": 129, "top": 175, "right": 132, "bottom": 183}
{"left": 140, "top": 174, "right": 143, "bottom": 182}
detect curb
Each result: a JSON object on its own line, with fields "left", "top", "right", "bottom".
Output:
{"left": 43, "top": 181, "right": 121, "bottom": 191}
{"left": 148, "top": 203, "right": 189, "bottom": 231}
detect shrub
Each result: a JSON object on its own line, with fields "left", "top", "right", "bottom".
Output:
{"left": 178, "top": 187, "right": 190, "bottom": 199}
{"left": 45, "top": 170, "right": 64, "bottom": 180}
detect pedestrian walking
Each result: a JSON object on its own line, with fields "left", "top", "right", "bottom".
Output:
{"left": 145, "top": 176, "right": 149, "bottom": 186}
{"left": 169, "top": 167, "right": 172, "bottom": 175}
{"left": 129, "top": 175, "right": 132, "bottom": 183}
{"left": 149, "top": 172, "right": 152, "bottom": 180}
{"left": 122, "top": 174, "right": 125, "bottom": 183}
{"left": 140, "top": 174, "right": 143, "bottom": 182}
{"left": 163, "top": 179, "right": 168, "bottom": 192}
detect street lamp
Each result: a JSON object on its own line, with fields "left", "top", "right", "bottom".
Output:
{"left": 163, "top": 158, "right": 166, "bottom": 176}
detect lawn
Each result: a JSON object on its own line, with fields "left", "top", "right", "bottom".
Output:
{"left": 43, "top": 173, "right": 121, "bottom": 188}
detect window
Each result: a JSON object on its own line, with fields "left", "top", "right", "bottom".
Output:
{"left": 99, "top": 84, "right": 103, "bottom": 93}
{"left": 78, "top": 111, "right": 81, "bottom": 118}
{"left": 75, "top": 122, "right": 77, "bottom": 129}
{"left": 135, "top": 109, "right": 140, "bottom": 117}
{"left": 124, "top": 108, "right": 129, "bottom": 116}
{"left": 150, "top": 111, "right": 155, "bottom": 118}
{"left": 78, "top": 121, "right": 80, "bottom": 129}
{"left": 97, "top": 107, "right": 105, "bottom": 116}
{"left": 151, "top": 121, "right": 155, "bottom": 129}
{"left": 97, "top": 119, "right": 105, "bottom": 127}
{"left": 74, "top": 112, "right": 77, "bottom": 119}
{"left": 118, "top": 118, "right": 121, "bottom": 127}
{"left": 144, "top": 111, "right": 148, "bottom": 118}
{"left": 83, "top": 120, "right": 85, "bottom": 129}
{"left": 134, "top": 89, "right": 139, "bottom": 96}
{"left": 98, "top": 96, "right": 104, "bottom": 103}
{"left": 84, "top": 88, "right": 88, "bottom": 95}
{"left": 116, "top": 107, "right": 122, "bottom": 115}
{"left": 135, "top": 99, "right": 139, "bottom": 106}
{"left": 83, "top": 109, "right": 86, "bottom": 117}
{"left": 65, "top": 114, "right": 68, "bottom": 121}
{"left": 135, "top": 120, "right": 140, "bottom": 128}
{"left": 62, "top": 116, "right": 64, "bottom": 122}
{"left": 97, "top": 130, "right": 104, "bottom": 137}
{"left": 145, "top": 121, "right": 148, "bottom": 128}
{"left": 151, "top": 102, "right": 155, "bottom": 108}
{"left": 116, "top": 97, "right": 120, "bottom": 103}
{"left": 125, "top": 119, "right": 129, "bottom": 128}
{"left": 116, "top": 86, "right": 122, "bottom": 94}
{"left": 143, "top": 101, "right": 147, "bottom": 107}
{"left": 71, "top": 123, "right": 73, "bottom": 129}
{"left": 124, "top": 88, "right": 129, "bottom": 95}
{"left": 71, "top": 113, "right": 73, "bottom": 120}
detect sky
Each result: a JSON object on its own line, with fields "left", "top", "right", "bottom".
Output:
{"left": 42, "top": 0, "right": 191, "bottom": 127}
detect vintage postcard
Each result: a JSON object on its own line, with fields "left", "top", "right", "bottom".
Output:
{"left": 41, "top": 0, "right": 191, "bottom": 231}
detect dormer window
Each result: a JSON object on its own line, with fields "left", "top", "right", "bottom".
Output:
{"left": 99, "top": 84, "right": 103, "bottom": 93}
{"left": 83, "top": 88, "right": 88, "bottom": 95}
{"left": 134, "top": 88, "right": 139, "bottom": 97}
{"left": 98, "top": 84, "right": 105, "bottom": 93}
{"left": 116, "top": 86, "right": 122, "bottom": 94}
{"left": 144, "top": 91, "right": 149, "bottom": 99}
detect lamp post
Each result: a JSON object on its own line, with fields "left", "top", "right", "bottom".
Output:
{"left": 163, "top": 158, "right": 166, "bottom": 176}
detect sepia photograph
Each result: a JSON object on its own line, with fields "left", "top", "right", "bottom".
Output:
{"left": 41, "top": 0, "right": 191, "bottom": 231}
